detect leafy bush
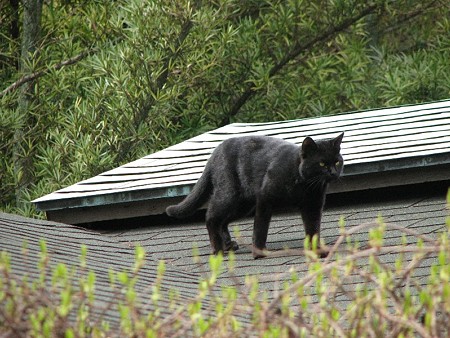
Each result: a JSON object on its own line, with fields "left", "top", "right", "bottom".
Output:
{"left": 1, "top": 215, "right": 449, "bottom": 337}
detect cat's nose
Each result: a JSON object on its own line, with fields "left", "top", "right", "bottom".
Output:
{"left": 328, "top": 167, "right": 338, "bottom": 180}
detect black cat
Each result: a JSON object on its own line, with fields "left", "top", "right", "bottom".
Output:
{"left": 166, "top": 133, "right": 344, "bottom": 258}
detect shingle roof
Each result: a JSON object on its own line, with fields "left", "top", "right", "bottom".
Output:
{"left": 33, "top": 100, "right": 450, "bottom": 224}
{"left": 3, "top": 185, "right": 448, "bottom": 333}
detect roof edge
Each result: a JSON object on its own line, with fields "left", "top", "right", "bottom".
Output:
{"left": 35, "top": 153, "right": 450, "bottom": 213}
{"left": 42, "top": 161, "right": 450, "bottom": 225}
{"left": 34, "top": 184, "right": 192, "bottom": 212}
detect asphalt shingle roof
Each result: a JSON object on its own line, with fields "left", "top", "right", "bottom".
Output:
{"left": 3, "top": 184, "right": 448, "bottom": 331}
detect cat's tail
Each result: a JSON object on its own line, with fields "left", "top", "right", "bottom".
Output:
{"left": 165, "top": 168, "right": 211, "bottom": 219}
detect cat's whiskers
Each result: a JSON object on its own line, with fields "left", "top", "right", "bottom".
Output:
{"left": 305, "top": 176, "right": 325, "bottom": 191}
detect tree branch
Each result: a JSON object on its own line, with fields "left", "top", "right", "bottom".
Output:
{"left": 220, "top": 3, "right": 380, "bottom": 126}
{"left": 0, "top": 48, "right": 97, "bottom": 98}
{"left": 133, "top": 18, "right": 194, "bottom": 129}
{"left": 115, "top": 3, "right": 199, "bottom": 164}
{"left": 380, "top": 0, "right": 444, "bottom": 35}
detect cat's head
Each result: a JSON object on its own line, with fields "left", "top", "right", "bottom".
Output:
{"left": 299, "top": 132, "right": 344, "bottom": 183}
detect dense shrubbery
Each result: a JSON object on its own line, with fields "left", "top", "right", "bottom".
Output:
{"left": 1, "top": 215, "right": 449, "bottom": 337}
{"left": 1, "top": 0, "right": 449, "bottom": 216}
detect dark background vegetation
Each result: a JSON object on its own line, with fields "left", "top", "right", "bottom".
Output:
{"left": 1, "top": 0, "right": 449, "bottom": 217}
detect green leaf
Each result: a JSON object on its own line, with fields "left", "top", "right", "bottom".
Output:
{"left": 117, "top": 271, "right": 129, "bottom": 285}
{"left": 65, "top": 328, "right": 75, "bottom": 338}
{"left": 80, "top": 244, "right": 87, "bottom": 269}
{"left": 52, "top": 263, "right": 67, "bottom": 285}
{"left": 59, "top": 288, "right": 73, "bottom": 317}
{"left": 157, "top": 260, "right": 166, "bottom": 277}
{"left": 339, "top": 215, "right": 346, "bottom": 234}
{"left": 39, "top": 240, "right": 47, "bottom": 256}
{"left": 134, "top": 245, "right": 146, "bottom": 272}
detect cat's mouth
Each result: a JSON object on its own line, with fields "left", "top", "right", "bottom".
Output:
{"left": 326, "top": 173, "right": 340, "bottom": 182}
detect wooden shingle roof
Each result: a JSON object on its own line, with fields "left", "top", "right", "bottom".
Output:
{"left": 33, "top": 100, "right": 450, "bottom": 224}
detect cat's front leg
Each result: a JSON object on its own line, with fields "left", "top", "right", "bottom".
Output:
{"left": 252, "top": 200, "right": 272, "bottom": 259}
{"left": 300, "top": 203, "right": 329, "bottom": 258}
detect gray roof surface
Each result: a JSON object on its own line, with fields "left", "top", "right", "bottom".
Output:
{"left": 3, "top": 185, "right": 448, "bottom": 331}
{"left": 33, "top": 100, "right": 450, "bottom": 223}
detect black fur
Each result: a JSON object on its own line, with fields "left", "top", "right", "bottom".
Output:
{"left": 166, "top": 133, "right": 344, "bottom": 258}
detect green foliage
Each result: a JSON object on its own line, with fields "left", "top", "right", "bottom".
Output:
{"left": 1, "top": 214, "right": 450, "bottom": 337}
{"left": 1, "top": 0, "right": 449, "bottom": 216}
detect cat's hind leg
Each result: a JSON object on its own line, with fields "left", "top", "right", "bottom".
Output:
{"left": 205, "top": 197, "right": 240, "bottom": 255}
{"left": 205, "top": 218, "right": 224, "bottom": 255}
{"left": 220, "top": 198, "right": 261, "bottom": 253}
{"left": 221, "top": 224, "right": 239, "bottom": 252}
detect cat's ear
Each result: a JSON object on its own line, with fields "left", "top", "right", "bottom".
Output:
{"left": 333, "top": 132, "right": 344, "bottom": 150}
{"left": 301, "top": 136, "right": 318, "bottom": 158}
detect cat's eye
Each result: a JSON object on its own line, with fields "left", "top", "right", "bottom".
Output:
{"left": 335, "top": 161, "right": 340, "bottom": 166}
{"left": 319, "top": 162, "right": 326, "bottom": 167}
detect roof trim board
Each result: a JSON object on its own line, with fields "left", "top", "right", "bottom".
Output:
{"left": 33, "top": 100, "right": 450, "bottom": 223}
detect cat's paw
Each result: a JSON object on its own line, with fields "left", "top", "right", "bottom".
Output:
{"left": 316, "top": 246, "right": 330, "bottom": 259}
{"left": 226, "top": 241, "right": 239, "bottom": 252}
{"left": 252, "top": 246, "right": 269, "bottom": 259}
